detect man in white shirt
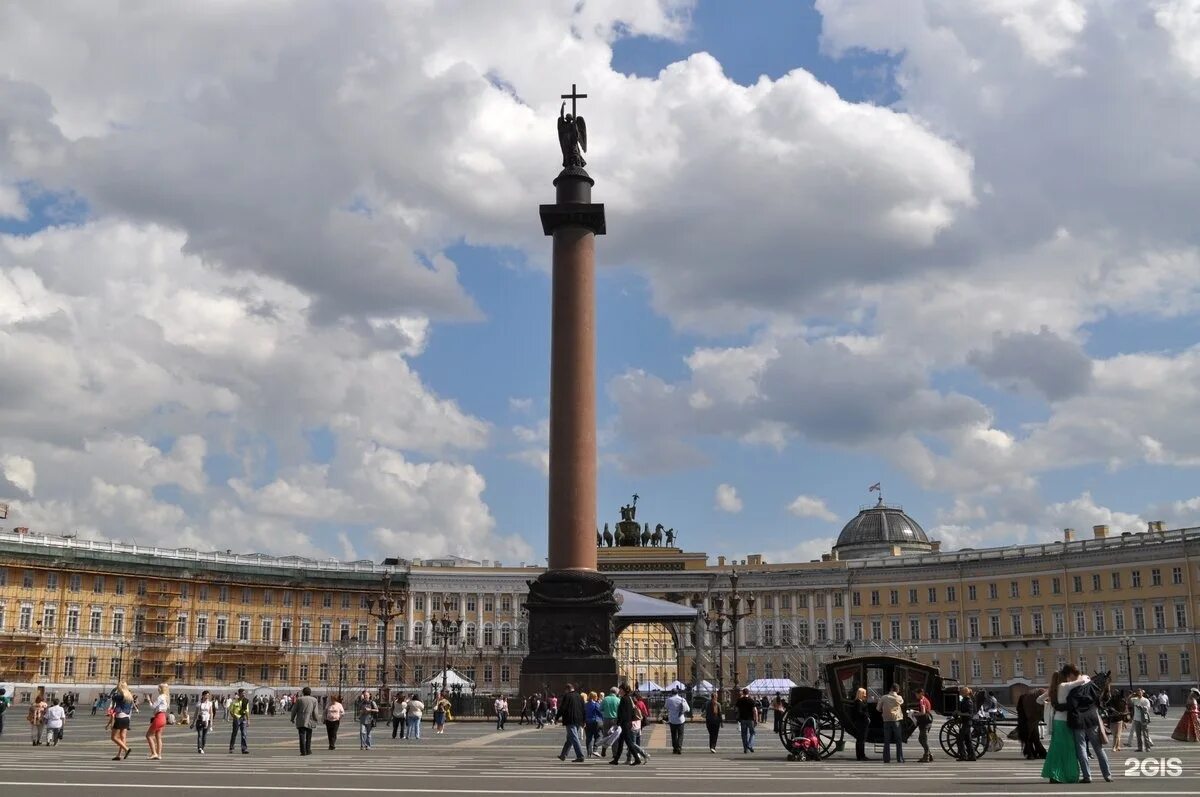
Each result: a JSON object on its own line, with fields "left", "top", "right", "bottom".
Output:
{"left": 1130, "top": 689, "right": 1154, "bottom": 751}
{"left": 1157, "top": 691, "right": 1170, "bottom": 718}
{"left": 44, "top": 698, "right": 66, "bottom": 746}
{"left": 665, "top": 689, "right": 691, "bottom": 755}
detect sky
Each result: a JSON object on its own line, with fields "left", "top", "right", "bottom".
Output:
{"left": 2, "top": 0, "right": 1200, "bottom": 566}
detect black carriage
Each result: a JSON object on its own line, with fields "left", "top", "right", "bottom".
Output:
{"left": 778, "top": 654, "right": 991, "bottom": 761}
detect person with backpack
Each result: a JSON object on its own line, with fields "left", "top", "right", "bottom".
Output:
{"left": 1064, "top": 666, "right": 1112, "bottom": 783}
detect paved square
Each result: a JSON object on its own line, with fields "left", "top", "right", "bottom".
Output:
{"left": 2, "top": 714, "right": 1199, "bottom": 796}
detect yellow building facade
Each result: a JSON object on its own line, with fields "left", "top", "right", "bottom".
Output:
{"left": 2, "top": 512, "right": 1198, "bottom": 704}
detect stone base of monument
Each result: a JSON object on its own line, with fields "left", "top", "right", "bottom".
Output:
{"left": 519, "top": 568, "right": 619, "bottom": 696}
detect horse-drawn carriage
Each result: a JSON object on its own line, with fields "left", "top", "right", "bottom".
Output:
{"left": 778, "top": 654, "right": 992, "bottom": 761}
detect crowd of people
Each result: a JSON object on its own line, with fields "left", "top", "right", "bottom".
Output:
{"left": 7, "top": 675, "right": 1198, "bottom": 770}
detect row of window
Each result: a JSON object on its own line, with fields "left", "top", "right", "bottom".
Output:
{"left": 836, "top": 568, "right": 1188, "bottom": 610}
{"left": 0, "top": 604, "right": 527, "bottom": 647}
{"left": 13, "top": 656, "right": 515, "bottom": 687}
{"left": 1, "top": 571, "right": 522, "bottom": 613}
{"left": 697, "top": 602, "right": 1189, "bottom": 647}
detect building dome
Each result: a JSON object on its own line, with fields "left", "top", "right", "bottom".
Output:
{"left": 833, "top": 500, "right": 933, "bottom": 559}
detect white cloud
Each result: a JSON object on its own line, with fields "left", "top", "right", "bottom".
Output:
{"left": 1, "top": 455, "right": 36, "bottom": 496}
{"left": 787, "top": 495, "right": 838, "bottom": 522}
{"left": 714, "top": 483, "right": 743, "bottom": 513}
{"left": 0, "top": 183, "right": 26, "bottom": 220}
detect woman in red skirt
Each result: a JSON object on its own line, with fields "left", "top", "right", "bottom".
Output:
{"left": 145, "top": 683, "right": 170, "bottom": 759}
{"left": 1171, "top": 688, "right": 1200, "bottom": 743}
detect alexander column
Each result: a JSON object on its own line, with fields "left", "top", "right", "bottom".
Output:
{"left": 520, "top": 85, "right": 619, "bottom": 696}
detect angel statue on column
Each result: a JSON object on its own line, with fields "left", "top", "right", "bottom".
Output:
{"left": 558, "top": 101, "right": 587, "bottom": 169}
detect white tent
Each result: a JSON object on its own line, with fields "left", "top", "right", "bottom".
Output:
{"left": 743, "top": 677, "right": 797, "bottom": 695}
{"left": 639, "top": 680, "right": 665, "bottom": 692}
{"left": 693, "top": 680, "right": 715, "bottom": 694}
{"left": 666, "top": 680, "right": 688, "bottom": 692}
{"left": 424, "top": 668, "right": 475, "bottom": 693}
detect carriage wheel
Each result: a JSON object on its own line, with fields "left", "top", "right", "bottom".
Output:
{"left": 939, "top": 717, "right": 989, "bottom": 760}
{"left": 816, "top": 709, "right": 843, "bottom": 759}
{"left": 939, "top": 718, "right": 962, "bottom": 758}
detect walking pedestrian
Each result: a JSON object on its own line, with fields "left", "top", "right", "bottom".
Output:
{"left": 879, "top": 683, "right": 905, "bottom": 763}
{"left": 1129, "top": 688, "right": 1153, "bottom": 751}
{"left": 1171, "top": 688, "right": 1200, "bottom": 742}
{"left": 109, "top": 682, "right": 134, "bottom": 760}
{"left": 194, "top": 690, "right": 214, "bottom": 754}
{"left": 0, "top": 687, "right": 8, "bottom": 736}
{"left": 705, "top": 691, "right": 724, "bottom": 753}
{"left": 914, "top": 687, "right": 934, "bottom": 762}
{"left": 1157, "top": 691, "right": 1169, "bottom": 718}
{"left": 433, "top": 692, "right": 453, "bottom": 734}
{"left": 405, "top": 693, "right": 424, "bottom": 739}
{"left": 27, "top": 690, "right": 47, "bottom": 746}
{"left": 665, "top": 688, "right": 690, "bottom": 754}
{"left": 391, "top": 693, "right": 408, "bottom": 739}
{"left": 358, "top": 690, "right": 379, "bottom": 750}
{"left": 495, "top": 695, "right": 510, "bottom": 731}
{"left": 555, "top": 683, "right": 586, "bottom": 762}
{"left": 144, "top": 683, "right": 169, "bottom": 760}
{"left": 609, "top": 684, "right": 647, "bottom": 766}
{"left": 324, "top": 694, "right": 345, "bottom": 750}
{"left": 956, "top": 686, "right": 977, "bottom": 761}
{"left": 1109, "top": 689, "right": 1128, "bottom": 752}
{"left": 771, "top": 692, "right": 786, "bottom": 734}
{"left": 599, "top": 687, "right": 620, "bottom": 756}
{"left": 227, "top": 688, "right": 250, "bottom": 755}
{"left": 43, "top": 698, "right": 66, "bottom": 746}
{"left": 1040, "top": 669, "right": 1082, "bottom": 783}
{"left": 851, "top": 687, "right": 870, "bottom": 760}
{"left": 735, "top": 688, "right": 758, "bottom": 753}
{"left": 1062, "top": 665, "right": 1111, "bottom": 783}
{"left": 584, "top": 692, "right": 603, "bottom": 756}
{"left": 290, "top": 686, "right": 321, "bottom": 756}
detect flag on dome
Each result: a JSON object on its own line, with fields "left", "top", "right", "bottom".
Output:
{"left": 868, "top": 483, "right": 881, "bottom": 493}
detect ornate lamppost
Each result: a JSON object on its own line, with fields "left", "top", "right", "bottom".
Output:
{"left": 114, "top": 636, "right": 132, "bottom": 683}
{"left": 693, "top": 595, "right": 731, "bottom": 696}
{"left": 366, "top": 574, "right": 407, "bottom": 701}
{"left": 432, "top": 608, "right": 463, "bottom": 697}
{"left": 715, "top": 569, "right": 756, "bottom": 691}
{"left": 331, "top": 637, "right": 354, "bottom": 697}
{"left": 902, "top": 644, "right": 919, "bottom": 660}
{"left": 1119, "top": 635, "right": 1136, "bottom": 692}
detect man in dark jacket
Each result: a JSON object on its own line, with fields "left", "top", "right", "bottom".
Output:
{"left": 556, "top": 684, "right": 586, "bottom": 762}
{"left": 610, "top": 685, "right": 646, "bottom": 765}
{"left": 1067, "top": 676, "right": 1112, "bottom": 783}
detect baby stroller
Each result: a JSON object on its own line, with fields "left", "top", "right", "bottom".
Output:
{"left": 788, "top": 716, "right": 822, "bottom": 761}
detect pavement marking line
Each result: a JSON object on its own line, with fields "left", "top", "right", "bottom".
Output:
{"left": 451, "top": 726, "right": 541, "bottom": 748}
{"left": 3, "top": 786, "right": 1200, "bottom": 796}
{"left": 647, "top": 724, "right": 667, "bottom": 751}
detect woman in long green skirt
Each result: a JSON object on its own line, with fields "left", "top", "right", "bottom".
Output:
{"left": 1040, "top": 670, "right": 1082, "bottom": 784}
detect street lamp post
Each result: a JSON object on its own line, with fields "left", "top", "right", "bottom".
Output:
{"left": 1119, "top": 635, "right": 1136, "bottom": 692}
{"left": 331, "top": 637, "right": 354, "bottom": 697}
{"left": 366, "top": 574, "right": 408, "bottom": 701}
{"left": 902, "top": 644, "right": 919, "bottom": 660}
{"left": 114, "top": 638, "right": 131, "bottom": 683}
{"left": 718, "top": 569, "right": 756, "bottom": 691}
{"left": 432, "top": 609, "right": 463, "bottom": 697}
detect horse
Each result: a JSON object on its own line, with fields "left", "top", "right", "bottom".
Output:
{"left": 651, "top": 525, "right": 663, "bottom": 546}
